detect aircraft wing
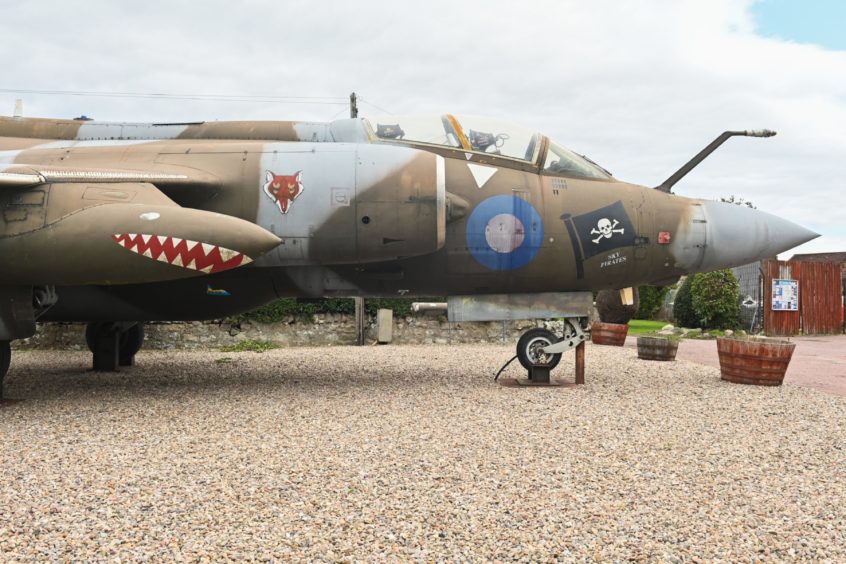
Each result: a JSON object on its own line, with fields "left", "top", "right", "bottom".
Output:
{"left": 0, "top": 163, "right": 280, "bottom": 286}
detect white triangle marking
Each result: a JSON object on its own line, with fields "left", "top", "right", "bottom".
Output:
{"left": 465, "top": 153, "right": 473, "bottom": 160}
{"left": 201, "top": 243, "right": 216, "bottom": 256}
{"left": 184, "top": 258, "right": 196, "bottom": 270}
{"left": 157, "top": 235, "right": 168, "bottom": 246}
{"left": 218, "top": 248, "right": 238, "bottom": 262}
{"left": 172, "top": 254, "right": 184, "bottom": 267}
{"left": 200, "top": 265, "right": 214, "bottom": 274}
{"left": 141, "top": 234, "right": 152, "bottom": 244}
{"left": 467, "top": 163, "right": 497, "bottom": 189}
{"left": 142, "top": 249, "right": 153, "bottom": 259}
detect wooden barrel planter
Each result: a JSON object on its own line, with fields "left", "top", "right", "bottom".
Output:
{"left": 637, "top": 336, "right": 679, "bottom": 361}
{"left": 590, "top": 322, "right": 628, "bottom": 346}
{"left": 716, "top": 337, "right": 796, "bottom": 386}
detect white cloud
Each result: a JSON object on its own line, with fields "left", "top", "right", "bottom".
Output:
{"left": 1, "top": 0, "right": 843, "bottom": 256}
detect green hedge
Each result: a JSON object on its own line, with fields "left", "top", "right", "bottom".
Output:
{"left": 691, "top": 270, "right": 740, "bottom": 329}
{"left": 634, "top": 286, "right": 670, "bottom": 320}
{"left": 673, "top": 270, "right": 740, "bottom": 329}
{"left": 673, "top": 276, "right": 698, "bottom": 328}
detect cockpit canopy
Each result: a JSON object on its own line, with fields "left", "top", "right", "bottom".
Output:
{"left": 363, "top": 114, "right": 610, "bottom": 180}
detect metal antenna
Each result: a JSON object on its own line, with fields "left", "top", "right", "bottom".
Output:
{"left": 350, "top": 92, "right": 358, "bottom": 118}
{"left": 655, "top": 129, "right": 776, "bottom": 193}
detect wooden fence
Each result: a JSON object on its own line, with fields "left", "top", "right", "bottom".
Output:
{"left": 762, "top": 259, "right": 844, "bottom": 336}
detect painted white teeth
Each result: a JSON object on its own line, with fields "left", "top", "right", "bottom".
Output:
{"left": 114, "top": 233, "right": 247, "bottom": 273}
{"left": 218, "top": 248, "right": 237, "bottom": 262}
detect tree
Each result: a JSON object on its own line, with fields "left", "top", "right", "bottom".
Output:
{"left": 720, "top": 195, "right": 756, "bottom": 209}
{"left": 690, "top": 269, "right": 740, "bottom": 329}
{"left": 596, "top": 288, "right": 640, "bottom": 324}
{"left": 672, "top": 275, "right": 698, "bottom": 328}
{"left": 635, "top": 286, "right": 670, "bottom": 320}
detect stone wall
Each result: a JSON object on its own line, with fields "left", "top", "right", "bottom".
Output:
{"left": 14, "top": 314, "right": 583, "bottom": 350}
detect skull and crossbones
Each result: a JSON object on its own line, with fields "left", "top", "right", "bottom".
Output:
{"left": 590, "top": 218, "right": 625, "bottom": 244}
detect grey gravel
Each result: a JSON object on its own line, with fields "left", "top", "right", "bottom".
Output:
{"left": 1, "top": 344, "right": 844, "bottom": 561}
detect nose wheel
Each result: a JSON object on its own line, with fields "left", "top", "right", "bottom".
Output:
{"left": 516, "top": 328, "right": 562, "bottom": 371}
{"left": 499, "top": 318, "right": 588, "bottom": 386}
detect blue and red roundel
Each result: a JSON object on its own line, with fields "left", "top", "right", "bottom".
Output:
{"left": 466, "top": 195, "right": 544, "bottom": 270}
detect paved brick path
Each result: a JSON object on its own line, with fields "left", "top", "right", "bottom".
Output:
{"left": 625, "top": 334, "right": 846, "bottom": 397}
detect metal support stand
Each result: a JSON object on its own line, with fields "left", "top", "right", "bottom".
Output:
{"left": 119, "top": 349, "right": 135, "bottom": 367}
{"left": 500, "top": 340, "right": 586, "bottom": 388}
{"left": 354, "top": 297, "right": 365, "bottom": 346}
{"left": 495, "top": 317, "right": 589, "bottom": 388}
{"left": 527, "top": 363, "right": 551, "bottom": 384}
{"left": 575, "top": 341, "right": 585, "bottom": 385}
{"left": 92, "top": 330, "right": 120, "bottom": 372}
{"left": 0, "top": 340, "right": 9, "bottom": 401}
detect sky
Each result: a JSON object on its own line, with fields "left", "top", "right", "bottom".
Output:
{"left": 1, "top": 0, "right": 844, "bottom": 258}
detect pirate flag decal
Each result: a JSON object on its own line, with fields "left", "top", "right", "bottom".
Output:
{"left": 561, "top": 200, "right": 636, "bottom": 278}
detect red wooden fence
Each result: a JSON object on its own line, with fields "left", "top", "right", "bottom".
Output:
{"left": 762, "top": 259, "right": 844, "bottom": 336}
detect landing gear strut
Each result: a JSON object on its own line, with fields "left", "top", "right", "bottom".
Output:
{"left": 85, "top": 322, "right": 145, "bottom": 371}
{"left": 501, "top": 318, "right": 588, "bottom": 386}
{"left": 0, "top": 341, "right": 10, "bottom": 400}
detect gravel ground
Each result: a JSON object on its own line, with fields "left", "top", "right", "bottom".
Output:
{"left": 1, "top": 344, "right": 844, "bottom": 562}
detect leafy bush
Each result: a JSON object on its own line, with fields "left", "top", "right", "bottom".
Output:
{"left": 673, "top": 275, "right": 698, "bottom": 328}
{"left": 691, "top": 269, "right": 740, "bottom": 329}
{"left": 634, "top": 286, "right": 670, "bottom": 320}
{"left": 596, "top": 288, "right": 640, "bottom": 324}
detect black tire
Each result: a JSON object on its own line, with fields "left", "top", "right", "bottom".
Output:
{"left": 121, "top": 324, "right": 145, "bottom": 357}
{"left": 85, "top": 323, "right": 145, "bottom": 357}
{"left": 516, "top": 328, "right": 562, "bottom": 371}
{"left": 0, "top": 340, "right": 10, "bottom": 382}
{"left": 85, "top": 322, "right": 106, "bottom": 353}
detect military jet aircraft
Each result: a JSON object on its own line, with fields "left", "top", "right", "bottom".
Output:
{"left": 0, "top": 112, "right": 817, "bottom": 386}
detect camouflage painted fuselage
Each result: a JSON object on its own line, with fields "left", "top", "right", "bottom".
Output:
{"left": 0, "top": 114, "right": 815, "bottom": 324}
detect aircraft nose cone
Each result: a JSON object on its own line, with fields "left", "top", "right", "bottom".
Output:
{"left": 698, "top": 201, "right": 819, "bottom": 271}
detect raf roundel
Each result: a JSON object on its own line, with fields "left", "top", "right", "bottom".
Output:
{"left": 466, "top": 195, "right": 544, "bottom": 270}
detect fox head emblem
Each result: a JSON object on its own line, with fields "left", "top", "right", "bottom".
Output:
{"left": 263, "top": 170, "right": 303, "bottom": 214}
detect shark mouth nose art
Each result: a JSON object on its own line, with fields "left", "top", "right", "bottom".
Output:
{"left": 112, "top": 233, "right": 251, "bottom": 273}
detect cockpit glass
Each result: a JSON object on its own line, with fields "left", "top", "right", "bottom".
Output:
{"left": 454, "top": 115, "right": 539, "bottom": 162}
{"left": 543, "top": 140, "right": 610, "bottom": 180}
{"left": 366, "top": 114, "right": 540, "bottom": 163}
{"left": 369, "top": 115, "right": 462, "bottom": 148}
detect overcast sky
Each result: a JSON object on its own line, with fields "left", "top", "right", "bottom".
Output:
{"left": 2, "top": 0, "right": 844, "bottom": 257}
